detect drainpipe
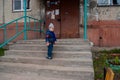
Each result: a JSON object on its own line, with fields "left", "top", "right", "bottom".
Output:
{"left": 2, "top": 0, "right": 5, "bottom": 24}
{"left": 84, "top": 0, "right": 88, "bottom": 40}
{"left": 24, "top": 0, "right": 27, "bottom": 40}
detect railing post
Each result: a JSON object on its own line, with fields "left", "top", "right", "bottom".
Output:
{"left": 28, "top": 17, "right": 30, "bottom": 30}
{"left": 16, "top": 21, "right": 18, "bottom": 33}
{"left": 34, "top": 20, "right": 36, "bottom": 31}
{"left": 24, "top": 0, "right": 27, "bottom": 40}
{"left": 84, "top": 0, "right": 88, "bottom": 40}
{"left": 4, "top": 27, "right": 7, "bottom": 41}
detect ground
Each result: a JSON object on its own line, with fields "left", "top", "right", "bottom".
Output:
{"left": 0, "top": 48, "right": 5, "bottom": 56}
{"left": 92, "top": 49, "right": 120, "bottom": 80}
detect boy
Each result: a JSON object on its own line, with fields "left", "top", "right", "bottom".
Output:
{"left": 45, "top": 23, "right": 56, "bottom": 59}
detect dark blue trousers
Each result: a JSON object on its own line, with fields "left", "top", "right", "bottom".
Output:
{"left": 47, "top": 43, "right": 53, "bottom": 57}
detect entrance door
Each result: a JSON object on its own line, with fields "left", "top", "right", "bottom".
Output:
{"left": 61, "top": 0, "right": 79, "bottom": 38}
{"left": 45, "top": 0, "right": 61, "bottom": 38}
{"left": 45, "top": 0, "right": 79, "bottom": 38}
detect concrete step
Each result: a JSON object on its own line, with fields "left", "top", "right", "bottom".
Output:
{"left": 17, "top": 39, "right": 89, "bottom": 42}
{"left": 0, "top": 72, "right": 77, "bottom": 80}
{"left": 9, "top": 44, "right": 91, "bottom": 51}
{"left": 1, "top": 39, "right": 94, "bottom": 80}
{"left": 5, "top": 50, "right": 92, "bottom": 58}
{"left": 0, "top": 56, "right": 93, "bottom": 67}
{"left": 16, "top": 40, "right": 90, "bottom": 45}
{"left": 0, "top": 62, "right": 94, "bottom": 80}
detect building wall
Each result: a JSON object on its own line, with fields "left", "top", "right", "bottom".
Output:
{"left": 88, "top": 0, "right": 120, "bottom": 20}
{"left": 3, "top": 0, "right": 44, "bottom": 23}
{"left": 97, "top": 6, "right": 120, "bottom": 20}
{"left": 87, "top": 0, "right": 120, "bottom": 47}
{"left": 88, "top": 21, "right": 120, "bottom": 47}
{"left": 1, "top": 0, "right": 120, "bottom": 23}
{"left": 0, "top": 0, "right": 3, "bottom": 24}
{"left": 1, "top": 0, "right": 120, "bottom": 47}
{"left": 0, "top": 0, "right": 45, "bottom": 44}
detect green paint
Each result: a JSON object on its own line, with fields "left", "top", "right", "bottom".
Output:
{"left": 0, "top": 16, "right": 24, "bottom": 48}
{"left": 84, "top": 0, "right": 88, "bottom": 40}
{"left": 0, "top": 30, "right": 24, "bottom": 48}
{"left": 16, "top": 21, "right": 18, "bottom": 33}
{"left": 24, "top": 0, "right": 27, "bottom": 40}
{"left": 0, "top": 16, "right": 43, "bottom": 48}
{"left": 0, "top": 16, "right": 24, "bottom": 28}
{"left": 4, "top": 27, "right": 7, "bottom": 41}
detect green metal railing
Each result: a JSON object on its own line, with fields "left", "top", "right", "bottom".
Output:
{"left": 0, "top": 16, "right": 44, "bottom": 48}
{"left": 84, "top": 0, "right": 88, "bottom": 40}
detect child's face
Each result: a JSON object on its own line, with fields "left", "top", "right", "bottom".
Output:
{"left": 49, "top": 27, "right": 54, "bottom": 31}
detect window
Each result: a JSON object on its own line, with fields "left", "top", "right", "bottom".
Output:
{"left": 13, "top": 0, "right": 30, "bottom": 11}
{"left": 97, "top": 0, "right": 120, "bottom": 6}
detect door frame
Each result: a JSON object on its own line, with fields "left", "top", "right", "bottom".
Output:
{"left": 45, "top": 0, "right": 80, "bottom": 38}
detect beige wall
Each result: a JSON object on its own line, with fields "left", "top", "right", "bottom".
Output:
{"left": 3, "top": 0, "right": 45, "bottom": 23}
{"left": 88, "top": 0, "right": 120, "bottom": 20}
{"left": 0, "top": 0, "right": 3, "bottom": 24}
{"left": 97, "top": 7, "right": 120, "bottom": 20}
{"left": 1, "top": 0, "right": 120, "bottom": 23}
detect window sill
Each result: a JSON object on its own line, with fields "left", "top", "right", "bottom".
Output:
{"left": 97, "top": 5, "right": 120, "bottom": 7}
{"left": 12, "top": 9, "right": 32, "bottom": 13}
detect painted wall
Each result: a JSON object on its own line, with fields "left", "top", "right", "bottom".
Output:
{"left": 1, "top": 0, "right": 120, "bottom": 22}
{"left": 0, "top": 0, "right": 3, "bottom": 24}
{"left": 86, "top": 0, "right": 120, "bottom": 47}
{"left": 88, "top": 20, "right": 120, "bottom": 47}
{"left": 0, "top": 0, "right": 45, "bottom": 44}
{"left": 1, "top": 0, "right": 120, "bottom": 47}
{"left": 0, "top": 0, "right": 45, "bottom": 23}
{"left": 88, "top": 0, "right": 120, "bottom": 20}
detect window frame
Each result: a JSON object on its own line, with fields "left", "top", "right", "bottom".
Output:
{"left": 13, "top": 0, "right": 31, "bottom": 12}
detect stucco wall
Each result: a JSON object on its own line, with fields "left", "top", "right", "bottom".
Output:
{"left": 1, "top": 0, "right": 120, "bottom": 23}
{"left": 3, "top": 0, "right": 44, "bottom": 23}
{"left": 89, "top": 0, "right": 120, "bottom": 20}
{"left": 0, "top": 0, "right": 3, "bottom": 24}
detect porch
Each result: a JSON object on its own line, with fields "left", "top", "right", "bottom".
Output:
{"left": 0, "top": 0, "right": 88, "bottom": 48}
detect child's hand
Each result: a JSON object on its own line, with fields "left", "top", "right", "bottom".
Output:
{"left": 54, "top": 41, "right": 56, "bottom": 45}
{"left": 46, "top": 42, "right": 50, "bottom": 46}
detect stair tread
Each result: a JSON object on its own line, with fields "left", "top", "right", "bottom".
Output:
{"left": 1, "top": 56, "right": 93, "bottom": 62}
{"left": 16, "top": 41, "right": 90, "bottom": 44}
{"left": 1, "top": 39, "right": 94, "bottom": 80}
{"left": 0, "top": 62, "right": 94, "bottom": 72}
{"left": 0, "top": 72, "right": 76, "bottom": 80}
{"left": 6, "top": 50, "right": 91, "bottom": 54}
{"left": 11, "top": 44, "right": 91, "bottom": 47}
{"left": 18, "top": 39, "right": 89, "bottom": 42}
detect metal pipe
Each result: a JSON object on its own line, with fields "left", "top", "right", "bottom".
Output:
{"left": 24, "top": 0, "right": 27, "bottom": 40}
{"left": 84, "top": 0, "right": 88, "bottom": 40}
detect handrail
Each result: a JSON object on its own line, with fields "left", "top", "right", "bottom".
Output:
{"left": 27, "top": 16, "right": 44, "bottom": 33}
{"left": 0, "top": 16, "right": 44, "bottom": 48}
{"left": 0, "top": 16, "right": 24, "bottom": 28}
{"left": 27, "top": 16, "right": 42, "bottom": 22}
{"left": 0, "top": 30, "right": 24, "bottom": 48}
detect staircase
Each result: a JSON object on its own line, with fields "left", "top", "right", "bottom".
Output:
{"left": 0, "top": 39, "right": 94, "bottom": 80}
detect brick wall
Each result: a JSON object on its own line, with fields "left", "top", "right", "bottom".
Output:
{"left": 0, "top": 22, "right": 42, "bottom": 44}
{"left": 88, "top": 20, "right": 120, "bottom": 47}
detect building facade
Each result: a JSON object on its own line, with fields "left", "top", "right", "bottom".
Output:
{"left": 0, "top": 0, "right": 120, "bottom": 47}
{"left": 87, "top": 0, "right": 120, "bottom": 47}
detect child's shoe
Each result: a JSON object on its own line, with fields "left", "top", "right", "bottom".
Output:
{"left": 46, "top": 56, "right": 52, "bottom": 60}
